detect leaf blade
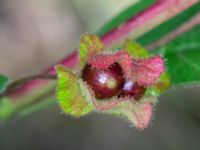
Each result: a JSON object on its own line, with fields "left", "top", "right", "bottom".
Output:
{"left": 154, "top": 25, "right": 200, "bottom": 86}
{"left": 0, "top": 74, "right": 10, "bottom": 94}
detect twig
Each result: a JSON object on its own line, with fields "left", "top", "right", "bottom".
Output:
{"left": 101, "top": 0, "right": 198, "bottom": 47}
{"left": 0, "top": 74, "right": 57, "bottom": 97}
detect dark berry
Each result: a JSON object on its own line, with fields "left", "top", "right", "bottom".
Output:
{"left": 82, "top": 62, "right": 125, "bottom": 99}
{"left": 119, "top": 80, "right": 146, "bottom": 100}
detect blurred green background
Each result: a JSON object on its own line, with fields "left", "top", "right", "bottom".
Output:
{"left": 0, "top": 0, "right": 200, "bottom": 150}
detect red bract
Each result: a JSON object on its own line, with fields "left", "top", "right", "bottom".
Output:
{"left": 131, "top": 56, "right": 165, "bottom": 86}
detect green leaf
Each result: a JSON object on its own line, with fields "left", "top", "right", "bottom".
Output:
{"left": 0, "top": 74, "right": 9, "bottom": 94}
{"left": 18, "top": 96, "right": 56, "bottom": 118}
{"left": 0, "top": 97, "right": 15, "bottom": 120}
{"left": 79, "top": 34, "right": 104, "bottom": 68}
{"left": 56, "top": 65, "right": 94, "bottom": 117}
{"left": 123, "top": 39, "right": 149, "bottom": 59}
{"left": 154, "top": 25, "right": 200, "bottom": 86}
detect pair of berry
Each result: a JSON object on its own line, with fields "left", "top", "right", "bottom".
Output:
{"left": 82, "top": 62, "right": 145, "bottom": 100}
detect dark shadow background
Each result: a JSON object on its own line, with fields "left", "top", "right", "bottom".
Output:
{"left": 0, "top": 0, "right": 200, "bottom": 150}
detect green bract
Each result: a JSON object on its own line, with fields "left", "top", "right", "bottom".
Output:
{"left": 123, "top": 39, "right": 150, "bottom": 59}
{"left": 56, "top": 65, "right": 94, "bottom": 117}
{"left": 79, "top": 34, "right": 104, "bottom": 69}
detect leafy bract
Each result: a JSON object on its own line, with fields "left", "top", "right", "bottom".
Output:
{"left": 56, "top": 65, "right": 94, "bottom": 117}
{"left": 99, "top": 96, "right": 157, "bottom": 129}
{"left": 123, "top": 39, "right": 149, "bottom": 59}
{"left": 79, "top": 34, "right": 104, "bottom": 68}
{"left": 146, "top": 73, "right": 171, "bottom": 96}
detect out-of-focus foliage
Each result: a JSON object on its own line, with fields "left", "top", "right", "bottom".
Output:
{"left": 72, "top": 0, "right": 155, "bottom": 35}
{"left": 0, "top": 75, "right": 9, "bottom": 94}
{"left": 154, "top": 25, "right": 200, "bottom": 86}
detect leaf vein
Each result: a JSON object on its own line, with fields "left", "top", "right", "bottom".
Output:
{"left": 177, "top": 53, "right": 200, "bottom": 71}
